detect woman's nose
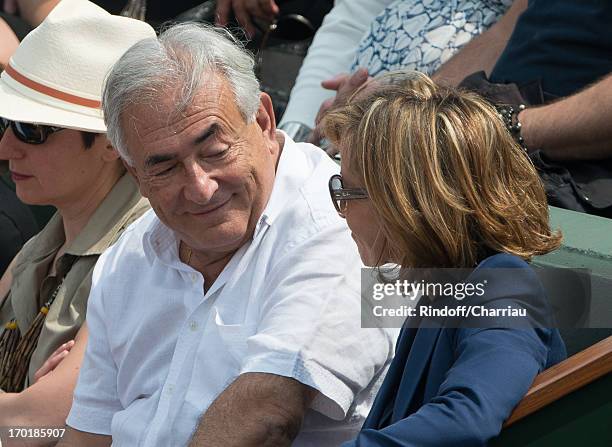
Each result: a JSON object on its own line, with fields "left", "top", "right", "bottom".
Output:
{"left": 0, "top": 128, "right": 26, "bottom": 160}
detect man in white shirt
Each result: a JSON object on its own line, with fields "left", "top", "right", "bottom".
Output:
{"left": 59, "top": 23, "right": 394, "bottom": 447}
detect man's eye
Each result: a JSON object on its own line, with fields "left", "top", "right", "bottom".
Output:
{"left": 208, "top": 148, "right": 229, "bottom": 159}
{"left": 155, "top": 165, "right": 175, "bottom": 176}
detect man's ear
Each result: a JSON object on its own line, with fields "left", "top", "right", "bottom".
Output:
{"left": 256, "top": 92, "right": 277, "bottom": 142}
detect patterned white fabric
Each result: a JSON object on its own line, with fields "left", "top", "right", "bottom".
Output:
{"left": 352, "top": 0, "right": 513, "bottom": 76}
{"left": 281, "top": 0, "right": 512, "bottom": 129}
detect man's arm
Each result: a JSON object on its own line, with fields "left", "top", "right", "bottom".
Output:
{"left": 55, "top": 427, "right": 110, "bottom": 447}
{"left": 215, "top": 0, "right": 279, "bottom": 38}
{"left": 0, "top": 325, "right": 88, "bottom": 436}
{"left": 519, "top": 74, "right": 612, "bottom": 160}
{"left": 189, "top": 373, "right": 317, "bottom": 447}
{"left": 432, "top": 0, "right": 528, "bottom": 87}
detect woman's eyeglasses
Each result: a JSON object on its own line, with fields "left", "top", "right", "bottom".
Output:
{"left": 328, "top": 174, "right": 368, "bottom": 217}
{"left": 0, "top": 118, "right": 64, "bottom": 145}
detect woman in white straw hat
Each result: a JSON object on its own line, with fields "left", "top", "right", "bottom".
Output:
{"left": 0, "top": 0, "right": 155, "bottom": 431}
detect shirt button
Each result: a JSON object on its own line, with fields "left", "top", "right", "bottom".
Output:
{"left": 191, "top": 273, "right": 198, "bottom": 282}
{"left": 167, "top": 384, "right": 174, "bottom": 395}
{"left": 189, "top": 321, "right": 199, "bottom": 331}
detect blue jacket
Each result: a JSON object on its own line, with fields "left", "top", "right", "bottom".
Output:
{"left": 343, "top": 253, "right": 566, "bottom": 447}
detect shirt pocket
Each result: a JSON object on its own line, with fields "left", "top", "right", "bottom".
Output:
{"left": 212, "top": 307, "right": 257, "bottom": 365}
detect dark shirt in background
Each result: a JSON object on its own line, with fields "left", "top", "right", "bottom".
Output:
{"left": 92, "top": 0, "right": 204, "bottom": 26}
{"left": 0, "top": 174, "right": 39, "bottom": 276}
{"left": 490, "top": 0, "right": 612, "bottom": 98}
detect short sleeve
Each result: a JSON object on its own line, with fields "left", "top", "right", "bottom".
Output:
{"left": 239, "top": 223, "right": 394, "bottom": 420}
{"left": 66, "top": 255, "right": 122, "bottom": 435}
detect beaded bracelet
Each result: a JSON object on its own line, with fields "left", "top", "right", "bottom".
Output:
{"left": 496, "top": 104, "right": 529, "bottom": 153}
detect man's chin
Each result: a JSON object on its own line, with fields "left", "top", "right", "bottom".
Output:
{"left": 180, "top": 225, "right": 250, "bottom": 254}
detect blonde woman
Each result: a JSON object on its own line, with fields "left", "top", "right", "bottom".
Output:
{"left": 324, "top": 72, "right": 567, "bottom": 446}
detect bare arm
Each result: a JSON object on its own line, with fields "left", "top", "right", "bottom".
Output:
{"left": 519, "top": 74, "right": 612, "bottom": 160}
{"left": 15, "top": 0, "right": 59, "bottom": 27}
{"left": 0, "top": 325, "right": 88, "bottom": 443}
{"left": 189, "top": 372, "right": 317, "bottom": 447}
{"left": 54, "top": 427, "right": 110, "bottom": 447}
{"left": 432, "top": 0, "right": 528, "bottom": 87}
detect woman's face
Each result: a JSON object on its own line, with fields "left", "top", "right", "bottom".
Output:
{"left": 0, "top": 127, "right": 110, "bottom": 207}
{"left": 339, "top": 153, "right": 390, "bottom": 266}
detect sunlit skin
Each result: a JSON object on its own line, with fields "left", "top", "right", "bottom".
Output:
{"left": 0, "top": 128, "right": 123, "bottom": 243}
{"left": 339, "top": 148, "right": 390, "bottom": 267}
{"left": 123, "top": 73, "right": 282, "bottom": 286}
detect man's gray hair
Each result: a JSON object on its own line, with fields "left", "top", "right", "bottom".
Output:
{"left": 102, "top": 23, "right": 261, "bottom": 165}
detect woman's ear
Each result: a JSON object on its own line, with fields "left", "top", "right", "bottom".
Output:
{"left": 100, "top": 137, "right": 121, "bottom": 163}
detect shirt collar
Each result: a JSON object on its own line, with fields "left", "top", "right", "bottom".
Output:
{"left": 66, "top": 173, "right": 144, "bottom": 257}
{"left": 143, "top": 217, "right": 186, "bottom": 271}
{"left": 255, "top": 131, "right": 313, "bottom": 234}
{"left": 22, "top": 212, "right": 65, "bottom": 263}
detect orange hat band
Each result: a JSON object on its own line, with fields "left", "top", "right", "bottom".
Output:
{"left": 6, "top": 64, "right": 101, "bottom": 109}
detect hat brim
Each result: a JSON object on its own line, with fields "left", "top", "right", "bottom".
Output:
{"left": 0, "top": 78, "right": 107, "bottom": 133}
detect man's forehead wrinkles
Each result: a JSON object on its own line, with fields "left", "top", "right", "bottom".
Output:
{"left": 139, "top": 104, "right": 226, "bottom": 138}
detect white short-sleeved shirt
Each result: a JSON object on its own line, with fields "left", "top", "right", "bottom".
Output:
{"left": 67, "top": 134, "right": 396, "bottom": 447}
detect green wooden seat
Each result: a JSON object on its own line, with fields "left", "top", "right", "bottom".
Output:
{"left": 493, "top": 206, "right": 612, "bottom": 446}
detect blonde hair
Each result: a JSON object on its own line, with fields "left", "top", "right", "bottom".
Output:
{"left": 323, "top": 71, "right": 561, "bottom": 268}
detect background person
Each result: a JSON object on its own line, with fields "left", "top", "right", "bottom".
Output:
{"left": 435, "top": 0, "right": 612, "bottom": 216}
{"left": 472, "top": 0, "right": 612, "bottom": 216}
{"left": 278, "top": 0, "right": 518, "bottom": 143}
{"left": 0, "top": 0, "right": 155, "bottom": 432}
{"left": 323, "top": 71, "right": 566, "bottom": 446}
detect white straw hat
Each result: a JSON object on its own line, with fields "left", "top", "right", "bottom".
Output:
{"left": 0, "top": 0, "right": 156, "bottom": 132}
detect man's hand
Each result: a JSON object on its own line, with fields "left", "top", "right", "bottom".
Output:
{"left": 33, "top": 340, "right": 75, "bottom": 383}
{"left": 309, "top": 68, "right": 370, "bottom": 153}
{"left": 190, "top": 372, "right": 316, "bottom": 446}
{"left": 215, "top": 0, "right": 280, "bottom": 37}
{"left": 6, "top": 1, "right": 61, "bottom": 27}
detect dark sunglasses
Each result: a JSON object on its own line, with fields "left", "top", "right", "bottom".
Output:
{"left": 0, "top": 118, "right": 64, "bottom": 145}
{"left": 328, "top": 174, "right": 368, "bottom": 217}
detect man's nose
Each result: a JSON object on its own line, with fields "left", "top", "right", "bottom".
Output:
{"left": 183, "top": 162, "right": 219, "bottom": 205}
{"left": 0, "top": 129, "right": 26, "bottom": 160}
